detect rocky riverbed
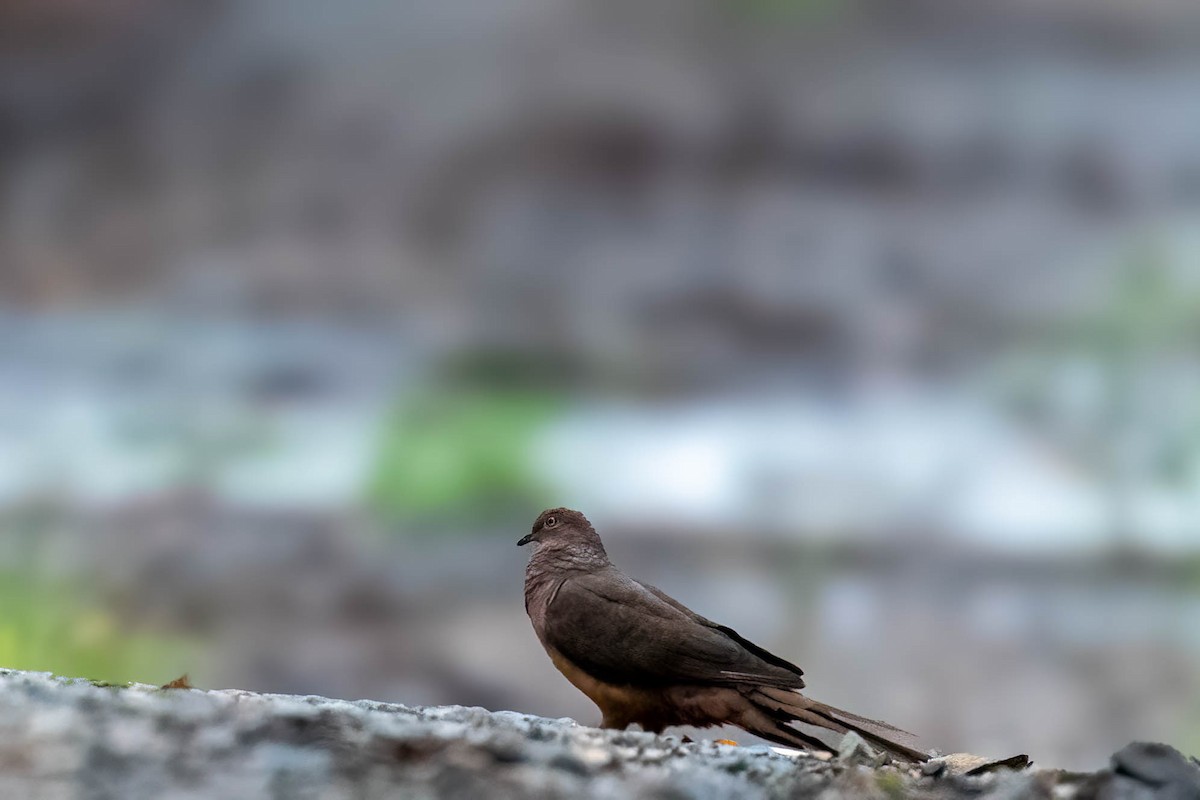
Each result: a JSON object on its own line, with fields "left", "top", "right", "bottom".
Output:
{"left": 0, "top": 669, "right": 1195, "bottom": 799}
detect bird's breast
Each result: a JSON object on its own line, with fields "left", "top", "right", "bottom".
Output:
{"left": 523, "top": 571, "right": 564, "bottom": 636}
{"left": 544, "top": 644, "right": 661, "bottom": 721}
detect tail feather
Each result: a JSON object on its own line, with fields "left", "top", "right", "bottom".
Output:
{"left": 806, "top": 700, "right": 929, "bottom": 763}
{"left": 741, "top": 688, "right": 929, "bottom": 762}
{"left": 770, "top": 720, "right": 832, "bottom": 752}
{"left": 738, "top": 702, "right": 832, "bottom": 751}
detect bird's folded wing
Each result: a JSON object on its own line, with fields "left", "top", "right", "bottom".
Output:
{"left": 542, "top": 571, "right": 805, "bottom": 689}
{"left": 635, "top": 580, "right": 805, "bottom": 687}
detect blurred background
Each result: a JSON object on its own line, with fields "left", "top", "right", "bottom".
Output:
{"left": 2, "top": 0, "right": 1199, "bottom": 771}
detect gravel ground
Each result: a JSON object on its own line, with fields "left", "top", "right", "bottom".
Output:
{"left": 0, "top": 669, "right": 1195, "bottom": 800}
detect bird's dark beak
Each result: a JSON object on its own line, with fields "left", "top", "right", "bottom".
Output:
{"left": 517, "top": 533, "right": 534, "bottom": 547}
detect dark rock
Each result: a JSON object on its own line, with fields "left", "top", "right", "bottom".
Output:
{"left": 1094, "top": 743, "right": 1200, "bottom": 800}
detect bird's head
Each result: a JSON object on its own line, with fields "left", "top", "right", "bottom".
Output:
{"left": 518, "top": 508, "right": 606, "bottom": 559}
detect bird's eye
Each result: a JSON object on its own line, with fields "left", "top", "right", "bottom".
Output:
{"left": 545, "top": 516, "right": 558, "bottom": 529}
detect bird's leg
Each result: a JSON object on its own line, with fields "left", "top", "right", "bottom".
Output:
{"left": 601, "top": 711, "right": 662, "bottom": 733}
{"left": 599, "top": 713, "right": 629, "bottom": 730}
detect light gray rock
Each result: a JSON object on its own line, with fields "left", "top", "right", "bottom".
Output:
{"left": 0, "top": 669, "right": 1193, "bottom": 800}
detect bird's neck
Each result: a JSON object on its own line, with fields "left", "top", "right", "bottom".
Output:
{"left": 528, "top": 542, "right": 609, "bottom": 578}
{"left": 524, "top": 543, "right": 610, "bottom": 587}
{"left": 523, "top": 545, "right": 609, "bottom": 628}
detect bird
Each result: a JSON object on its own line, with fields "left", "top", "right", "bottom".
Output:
{"left": 518, "top": 507, "right": 929, "bottom": 762}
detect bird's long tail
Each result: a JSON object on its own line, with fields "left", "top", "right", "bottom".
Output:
{"left": 740, "top": 686, "right": 929, "bottom": 762}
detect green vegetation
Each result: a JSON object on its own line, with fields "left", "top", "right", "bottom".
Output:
{"left": 366, "top": 387, "right": 562, "bottom": 528}
{"left": 875, "top": 771, "right": 907, "bottom": 800}
{"left": 0, "top": 570, "right": 195, "bottom": 686}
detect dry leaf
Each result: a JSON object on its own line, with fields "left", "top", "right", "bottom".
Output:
{"left": 161, "top": 674, "right": 193, "bottom": 690}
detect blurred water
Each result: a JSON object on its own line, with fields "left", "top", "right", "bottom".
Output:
{"left": 538, "top": 397, "right": 1200, "bottom": 553}
{"left": 0, "top": 310, "right": 408, "bottom": 507}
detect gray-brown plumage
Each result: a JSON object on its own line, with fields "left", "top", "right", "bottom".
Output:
{"left": 519, "top": 507, "right": 929, "bottom": 762}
